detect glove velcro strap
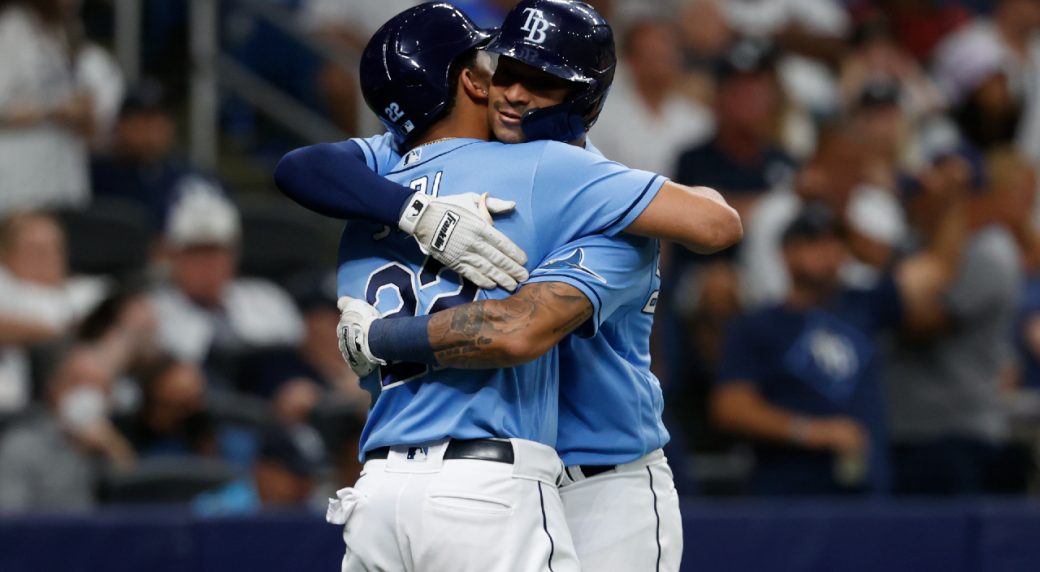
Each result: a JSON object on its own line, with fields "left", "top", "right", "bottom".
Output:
{"left": 398, "top": 192, "right": 431, "bottom": 235}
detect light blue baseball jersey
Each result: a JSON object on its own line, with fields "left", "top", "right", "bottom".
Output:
{"left": 353, "top": 132, "right": 399, "bottom": 173}
{"left": 526, "top": 234, "right": 670, "bottom": 466}
{"left": 337, "top": 137, "right": 666, "bottom": 456}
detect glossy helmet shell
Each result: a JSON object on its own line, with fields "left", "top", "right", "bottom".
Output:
{"left": 360, "top": 3, "right": 491, "bottom": 146}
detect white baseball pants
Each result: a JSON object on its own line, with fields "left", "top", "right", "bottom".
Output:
{"left": 328, "top": 438, "right": 580, "bottom": 572}
{"left": 559, "top": 449, "right": 683, "bottom": 572}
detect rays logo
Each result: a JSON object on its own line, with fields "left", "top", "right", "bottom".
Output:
{"left": 520, "top": 7, "right": 551, "bottom": 44}
{"left": 536, "top": 249, "right": 606, "bottom": 283}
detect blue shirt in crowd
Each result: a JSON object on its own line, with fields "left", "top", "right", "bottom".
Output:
{"left": 716, "top": 276, "right": 904, "bottom": 495}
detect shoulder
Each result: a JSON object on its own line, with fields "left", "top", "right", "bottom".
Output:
{"left": 228, "top": 278, "right": 298, "bottom": 309}
{"left": 971, "top": 227, "right": 1021, "bottom": 273}
{"left": 535, "top": 140, "right": 604, "bottom": 164}
{"left": 0, "top": 5, "right": 31, "bottom": 33}
{"left": 0, "top": 414, "right": 52, "bottom": 455}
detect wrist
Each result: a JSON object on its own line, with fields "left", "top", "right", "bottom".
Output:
{"left": 398, "top": 192, "right": 430, "bottom": 235}
{"left": 369, "top": 315, "right": 437, "bottom": 365}
{"left": 788, "top": 416, "right": 814, "bottom": 448}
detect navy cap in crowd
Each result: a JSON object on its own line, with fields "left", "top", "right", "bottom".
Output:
{"left": 782, "top": 204, "right": 839, "bottom": 245}
{"left": 716, "top": 38, "right": 777, "bottom": 81}
{"left": 857, "top": 79, "right": 901, "bottom": 110}
{"left": 259, "top": 427, "right": 317, "bottom": 478}
{"left": 120, "top": 79, "right": 166, "bottom": 117}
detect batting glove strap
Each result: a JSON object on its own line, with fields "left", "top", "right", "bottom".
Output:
{"left": 397, "top": 191, "right": 431, "bottom": 236}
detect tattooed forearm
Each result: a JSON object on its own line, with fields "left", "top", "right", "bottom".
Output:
{"left": 427, "top": 282, "right": 593, "bottom": 368}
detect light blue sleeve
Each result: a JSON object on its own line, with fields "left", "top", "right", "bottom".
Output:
{"left": 351, "top": 132, "right": 401, "bottom": 175}
{"left": 523, "top": 234, "right": 657, "bottom": 337}
{"left": 531, "top": 142, "right": 666, "bottom": 239}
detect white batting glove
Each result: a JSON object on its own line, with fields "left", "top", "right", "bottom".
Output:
{"left": 398, "top": 191, "right": 529, "bottom": 291}
{"left": 336, "top": 296, "right": 386, "bottom": 378}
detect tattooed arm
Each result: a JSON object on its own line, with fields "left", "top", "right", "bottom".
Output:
{"left": 426, "top": 282, "right": 592, "bottom": 368}
{"left": 347, "top": 281, "right": 594, "bottom": 374}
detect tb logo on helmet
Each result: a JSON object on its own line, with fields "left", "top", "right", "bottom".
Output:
{"left": 520, "top": 7, "right": 551, "bottom": 44}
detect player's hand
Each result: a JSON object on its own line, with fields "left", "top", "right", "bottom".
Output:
{"left": 336, "top": 296, "right": 386, "bottom": 377}
{"left": 804, "top": 416, "right": 867, "bottom": 455}
{"left": 398, "top": 191, "right": 529, "bottom": 291}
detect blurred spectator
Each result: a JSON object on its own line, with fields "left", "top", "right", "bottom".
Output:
{"left": 91, "top": 82, "right": 221, "bottom": 232}
{"left": 662, "top": 256, "right": 743, "bottom": 472}
{"left": 675, "top": 40, "right": 795, "bottom": 218}
{"left": 675, "top": 0, "right": 734, "bottom": 104}
{"left": 885, "top": 146, "right": 1029, "bottom": 495}
{"left": 299, "top": 0, "right": 418, "bottom": 135}
{"left": 839, "top": 14, "right": 944, "bottom": 122}
{"left": 0, "top": 212, "right": 107, "bottom": 413}
{"left": 0, "top": 345, "right": 134, "bottom": 512}
{"left": 932, "top": 0, "right": 1040, "bottom": 155}
{"left": 151, "top": 189, "right": 304, "bottom": 385}
{"left": 593, "top": 20, "right": 713, "bottom": 175}
{"left": 711, "top": 194, "right": 965, "bottom": 495}
{"left": 723, "top": 0, "right": 850, "bottom": 115}
{"left": 0, "top": 0, "right": 95, "bottom": 213}
{"left": 193, "top": 425, "right": 317, "bottom": 515}
{"left": 237, "top": 272, "right": 365, "bottom": 407}
{"left": 740, "top": 122, "right": 908, "bottom": 307}
{"left": 866, "top": 0, "right": 972, "bottom": 61}
{"left": 114, "top": 355, "right": 215, "bottom": 458}
{"left": 848, "top": 80, "right": 916, "bottom": 192}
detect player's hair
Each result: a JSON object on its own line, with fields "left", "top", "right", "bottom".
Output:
{"left": 440, "top": 48, "right": 482, "bottom": 125}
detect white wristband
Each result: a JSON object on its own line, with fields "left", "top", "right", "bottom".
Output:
{"left": 398, "top": 192, "right": 431, "bottom": 235}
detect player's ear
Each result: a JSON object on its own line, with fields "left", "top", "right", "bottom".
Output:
{"left": 461, "top": 68, "right": 490, "bottom": 103}
{"left": 461, "top": 52, "right": 492, "bottom": 102}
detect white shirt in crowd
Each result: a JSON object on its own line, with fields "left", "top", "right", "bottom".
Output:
{"left": 152, "top": 279, "right": 305, "bottom": 364}
{"left": 592, "top": 65, "right": 713, "bottom": 177}
{"left": 0, "top": 267, "right": 108, "bottom": 412}
{"left": 725, "top": 0, "right": 849, "bottom": 116}
{"left": 739, "top": 185, "right": 908, "bottom": 308}
{"left": 0, "top": 5, "right": 89, "bottom": 214}
{"left": 933, "top": 19, "right": 1040, "bottom": 163}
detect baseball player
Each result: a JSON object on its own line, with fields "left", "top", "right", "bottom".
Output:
{"left": 333, "top": 5, "right": 686, "bottom": 572}
{"left": 278, "top": 2, "right": 739, "bottom": 571}
{"left": 278, "top": 4, "right": 740, "bottom": 572}
{"left": 308, "top": 4, "right": 738, "bottom": 572}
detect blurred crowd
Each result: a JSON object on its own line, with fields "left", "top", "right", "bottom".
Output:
{"left": 3, "top": 0, "right": 1040, "bottom": 513}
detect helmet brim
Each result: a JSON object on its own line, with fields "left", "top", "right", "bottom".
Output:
{"left": 485, "top": 36, "right": 594, "bottom": 85}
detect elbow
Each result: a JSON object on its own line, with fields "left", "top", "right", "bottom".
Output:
{"left": 692, "top": 207, "right": 744, "bottom": 254}
{"left": 716, "top": 207, "right": 744, "bottom": 250}
{"left": 493, "top": 334, "right": 550, "bottom": 367}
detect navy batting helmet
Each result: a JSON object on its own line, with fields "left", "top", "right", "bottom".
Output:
{"left": 360, "top": 3, "right": 491, "bottom": 146}
{"left": 486, "top": 0, "right": 615, "bottom": 143}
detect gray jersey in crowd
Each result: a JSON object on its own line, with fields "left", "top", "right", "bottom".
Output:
{"left": 884, "top": 226, "right": 1022, "bottom": 444}
{"left": 0, "top": 411, "right": 96, "bottom": 512}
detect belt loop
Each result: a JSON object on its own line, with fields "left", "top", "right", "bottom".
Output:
{"left": 510, "top": 439, "right": 564, "bottom": 485}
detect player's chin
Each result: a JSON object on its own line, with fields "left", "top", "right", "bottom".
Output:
{"left": 491, "top": 121, "right": 526, "bottom": 144}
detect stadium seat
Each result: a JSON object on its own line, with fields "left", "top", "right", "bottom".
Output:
{"left": 56, "top": 199, "right": 152, "bottom": 277}
{"left": 236, "top": 195, "right": 339, "bottom": 287}
{"left": 98, "top": 456, "right": 237, "bottom": 504}
{"left": 207, "top": 389, "right": 275, "bottom": 428}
